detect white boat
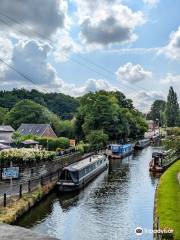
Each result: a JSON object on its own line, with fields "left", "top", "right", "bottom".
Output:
{"left": 57, "top": 154, "right": 108, "bottom": 192}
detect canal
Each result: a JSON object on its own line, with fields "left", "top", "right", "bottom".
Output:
{"left": 16, "top": 146, "right": 159, "bottom": 240}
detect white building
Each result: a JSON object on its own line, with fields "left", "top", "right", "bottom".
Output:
{"left": 0, "top": 125, "right": 15, "bottom": 144}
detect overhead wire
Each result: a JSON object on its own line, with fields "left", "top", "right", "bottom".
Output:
{"left": 0, "top": 11, "right": 150, "bottom": 94}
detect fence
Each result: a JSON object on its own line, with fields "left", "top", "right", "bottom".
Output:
{"left": 0, "top": 151, "right": 97, "bottom": 208}
{"left": 0, "top": 168, "right": 61, "bottom": 208}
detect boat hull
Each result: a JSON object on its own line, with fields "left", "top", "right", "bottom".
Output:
{"left": 134, "top": 142, "right": 150, "bottom": 150}
{"left": 109, "top": 150, "right": 133, "bottom": 159}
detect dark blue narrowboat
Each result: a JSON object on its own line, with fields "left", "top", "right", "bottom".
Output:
{"left": 107, "top": 144, "right": 133, "bottom": 159}
{"left": 57, "top": 154, "right": 108, "bottom": 192}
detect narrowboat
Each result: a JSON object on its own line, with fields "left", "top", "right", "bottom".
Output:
{"left": 150, "top": 134, "right": 160, "bottom": 144}
{"left": 107, "top": 144, "right": 133, "bottom": 159}
{"left": 57, "top": 154, "right": 108, "bottom": 192}
{"left": 134, "top": 139, "right": 150, "bottom": 150}
{"left": 149, "top": 152, "right": 164, "bottom": 173}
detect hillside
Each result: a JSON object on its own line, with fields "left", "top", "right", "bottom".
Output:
{"left": 0, "top": 89, "right": 79, "bottom": 120}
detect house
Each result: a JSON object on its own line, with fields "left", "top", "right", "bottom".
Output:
{"left": 17, "top": 124, "right": 57, "bottom": 138}
{"left": 0, "top": 125, "right": 15, "bottom": 144}
{"left": 147, "top": 120, "right": 156, "bottom": 131}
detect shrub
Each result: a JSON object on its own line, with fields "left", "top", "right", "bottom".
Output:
{"left": 86, "top": 130, "right": 108, "bottom": 150}
{"left": 0, "top": 148, "right": 56, "bottom": 164}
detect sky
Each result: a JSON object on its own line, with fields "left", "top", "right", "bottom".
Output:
{"left": 0, "top": 0, "right": 180, "bottom": 112}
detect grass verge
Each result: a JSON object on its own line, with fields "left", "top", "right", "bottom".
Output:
{"left": 0, "top": 182, "right": 56, "bottom": 224}
{"left": 156, "top": 160, "right": 180, "bottom": 239}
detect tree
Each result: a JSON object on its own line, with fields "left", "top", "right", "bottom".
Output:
{"left": 86, "top": 130, "right": 109, "bottom": 150}
{"left": 165, "top": 86, "right": 180, "bottom": 127}
{"left": 4, "top": 100, "right": 75, "bottom": 137}
{"left": 0, "top": 88, "right": 78, "bottom": 120}
{"left": 75, "top": 91, "right": 147, "bottom": 141}
{"left": 147, "top": 100, "right": 166, "bottom": 126}
{"left": 0, "top": 107, "right": 8, "bottom": 124}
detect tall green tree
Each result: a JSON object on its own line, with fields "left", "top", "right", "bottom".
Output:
{"left": 75, "top": 91, "right": 147, "bottom": 141}
{"left": 0, "top": 107, "right": 8, "bottom": 124}
{"left": 147, "top": 100, "right": 166, "bottom": 126}
{"left": 165, "top": 86, "right": 180, "bottom": 127}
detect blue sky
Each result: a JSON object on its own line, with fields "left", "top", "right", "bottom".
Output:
{"left": 0, "top": 0, "right": 180, "bottom": 112}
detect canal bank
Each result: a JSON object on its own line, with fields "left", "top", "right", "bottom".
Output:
{"left": 155, "top": 160, "right": 180, "bottom": 240}
{"left": 16, "top": 146, "right": 158, "bottom": 240}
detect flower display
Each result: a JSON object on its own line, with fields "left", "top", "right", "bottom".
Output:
{"left": 0, "top": 148, "right": 56, "bottom": 163}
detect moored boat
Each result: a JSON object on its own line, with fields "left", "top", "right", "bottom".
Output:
{"left": 107, "top": 144, "right": 133, "bottom": 159}
{"left": 149, "top": 152, "right": 164, "bottom": 173}
{"left": 57, "top": 154, "right": 108, "bottom": 192}
{"left": 134, "top": 139, "right": 150, "bottom": 150}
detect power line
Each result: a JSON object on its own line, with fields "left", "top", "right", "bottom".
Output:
{"left": 0, "top": 12, "right": 149, "bottom": 93}
{"left": 0, "top": 57, "right": 48, "bottom": 93}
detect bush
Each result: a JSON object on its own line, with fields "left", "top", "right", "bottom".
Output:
{"left": 86, "top": 130, "right": 108, "bottom": 150}
{"left": 76, "top": 143, "right": 91, "bottom": 154}
{"left": 14, "top": 134, "right": 70, "bottom": 151}
{"left": 166, "top": 127, "right": 180, "bottom": 136}
{"left": 35, "top": 137, "right": 70, "bottom": 151}
{"left": 0, "top": 148, "right": 56, "bottom": 164}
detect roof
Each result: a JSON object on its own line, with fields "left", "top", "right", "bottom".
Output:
{"left": 0, "top": 143, "right": 11, "bottom": 150}
{"left": 64, "top": 154, "right": 106, "bottom": 171}
{"left": 22, "top": 139, "right": 39, "bottom": 145}
{"left": 17, "top": 124, "right": 52, "bottom": 136}
{"left": 0, "top": 126, "right": 15, "bottom": 132}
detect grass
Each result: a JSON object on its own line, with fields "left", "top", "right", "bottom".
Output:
{"left": 156, "top": 160, "right": 180, "bottom": 240}
{"left": 0, "top": 182, "right": 55, "bottom": 224}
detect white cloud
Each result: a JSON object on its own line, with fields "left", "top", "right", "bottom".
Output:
{"left": 0, "top": 40, "right": 63, "bottom": 90}
{"left": 143, "top": 0, "right": 159, "bottom": 7}
{"left": 61, "top": 79, "right": 118, "bottom": 96}
{"left": 116, "top": 62, "right": 152, "bottom": 84}
{"left": 54, "top": 31, "right": 81, "bottom": 62}
{"left": 0, "top": 35, "right": 13, "bottom": 75}
{"left": 160, "top": 26, "right": 180, "bottom": 60}
{"left": 128, "top": 90, "right": 165, "bottom": 112}
{"left": 75, "top": 0, "right": 145, "bottom": 47}
{"left": 160, "top": 73, "right": 180, "bottom": 84}
{"left": 0, "top": 0, "right": 68, "bottom": 39}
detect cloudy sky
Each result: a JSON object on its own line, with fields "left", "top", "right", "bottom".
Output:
{"left": 0, "top": 0, "right": 180, "bottom": 112}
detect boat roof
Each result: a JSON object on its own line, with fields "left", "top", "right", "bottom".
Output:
{"left": 64, "top": 154, "right": 105, "bottom": 171}
{"left": 110, "top": 144, "right": 132, "bottom": 148}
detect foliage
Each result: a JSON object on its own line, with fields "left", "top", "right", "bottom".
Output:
{"left": 76, "top": 142, "right": 91, "bottom": 154}
{"left": 13, "top": 133, "right": 70, "bottom": 151}
{"left": 156, "top": 160, "right": 180, "bottom": 240}
{"left": 166, "top": 127, "right": 180, "bottom": 136}
{"left": 36, "top": 137, "right": 70, "bottom": 151}
{"left": 4, "top": 100, "right": 75, "bottom": 138}
{"left": 75, "top": 91, "right": 147, "bottom": 141}
{"left": 0, "top": 88, "right": 78, "bottom": 119}
{"left": 146, "top": 100, "right": 166, "bottom": 126}
{"left": 0, "top": 107, "right": 8, "bottom": 124}
{"left": 0, "top": 148, "right": 56, "bottom": 163}
{"left": 165, "top": 86, "right": 180, "bottom": 127}
{"left": 86, "top": 130, "right": 109, "bottom": 150}
{"left": 12, "top": 131, "right": 22, "bottom": 145}
{"left": 164, "top": 136, "right": 180, "bottom": 156}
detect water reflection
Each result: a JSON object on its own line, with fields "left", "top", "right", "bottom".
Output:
{"left": 16, "top": 147, "right": 159, "bottom": 240}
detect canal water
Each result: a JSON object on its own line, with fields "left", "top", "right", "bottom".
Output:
{"left": 17, "top": 146, "right": 159, "bottom": 240}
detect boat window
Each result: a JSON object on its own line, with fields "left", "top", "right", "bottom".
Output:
{"left": 60, "top": 170, "right": 72, "bottom": 181}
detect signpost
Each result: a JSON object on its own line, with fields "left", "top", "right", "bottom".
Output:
{"left": 69, "top": 139, "right": 76, "bottom": 147}
{"left": 2, "top": 166, "right": 19, "bottom": 180}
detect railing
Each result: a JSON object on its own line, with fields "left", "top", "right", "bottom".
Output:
{"left": 0, "top": 169, "right": 61, "bottom": 208}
